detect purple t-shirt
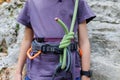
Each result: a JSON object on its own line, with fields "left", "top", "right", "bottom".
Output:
{"left": 17, "top": 0, "right": 95, "bottom": 38}
{"left": 17, "top": 0, "right": 96, "bottom": 80}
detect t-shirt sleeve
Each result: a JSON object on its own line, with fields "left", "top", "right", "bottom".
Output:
{"left": 77, "top": 0, "right": 96, "bottom": 24}
{"left": 17, "top": 0, "right": 31, "bottom": 28}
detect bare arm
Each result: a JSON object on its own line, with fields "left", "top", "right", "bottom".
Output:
{"left": 78, "top": 21, "right": 90, "bottom": 80}
{"left": 16, "top": 27, "right": 34, "bottom": 74}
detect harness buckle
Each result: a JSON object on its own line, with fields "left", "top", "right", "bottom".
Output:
{"left": 70, "top": 42, "right": 77, "bottom": 52}
{"left": 41, "top": 44, "right": 50, "bottom": 53}
{"left": 41, "top": 44, "right": 63, "bottom": 54}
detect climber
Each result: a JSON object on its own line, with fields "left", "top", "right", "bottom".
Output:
{"left": 15, "top": 0, "right": 96, "bottom": 80}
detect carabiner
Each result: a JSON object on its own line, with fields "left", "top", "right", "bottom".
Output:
{"left": 78, "top": 48, "right": 83, "bottom": 57}
{"left": 27, "top": 47, "right": 41, "bottom": 59}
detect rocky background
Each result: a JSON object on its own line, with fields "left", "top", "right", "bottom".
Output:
{"left": 0, "top": 0, "right": 120, "bottom": 80}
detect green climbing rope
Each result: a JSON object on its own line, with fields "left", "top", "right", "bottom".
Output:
{"left": 55, "top": 0, "right": 79, "bottom": 70}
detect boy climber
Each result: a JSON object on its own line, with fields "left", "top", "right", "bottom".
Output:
{"left": 15, "top": 0, "right": 96, "bottom": 80}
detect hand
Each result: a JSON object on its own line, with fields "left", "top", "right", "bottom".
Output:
{"left": 14, "top": 73, "right": 22, "bottom": 80}
{"left": 81, "top": 75, "right": 90, "bottom": 80}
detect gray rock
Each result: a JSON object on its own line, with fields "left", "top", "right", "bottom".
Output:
{"left": 88, "top": 21, "right": 120, "bottom": 80}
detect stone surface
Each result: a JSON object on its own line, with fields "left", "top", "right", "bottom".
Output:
{"left": 88, "top": 21, "right": 120, "bottom": 80}
{"left": 86, "top": 0, "right": 120, "bottom": 79}
{"left": 0, "top": 1, "right": 25, "bottom": 79}
{"left": 0, "top": 0, "right": 120, "bottom": 80}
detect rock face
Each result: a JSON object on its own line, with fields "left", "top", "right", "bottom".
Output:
{"left": 0, "top": 0, "right": 120, "bottom": 80}
{"left": 0, "top": 1, "right": 25, "bottom": 80}
{"left": 87, "top": 0, "right": 120, "bottom": 80}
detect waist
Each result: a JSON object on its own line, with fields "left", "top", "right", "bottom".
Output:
{"left": 33, "top": 38, "right": 76, "bottom": 43}
{"left": 31, "top": 40, "right": 78, "bottom": 54}
{"left": 33, "top": 38, "right": 62, "bottom": 42}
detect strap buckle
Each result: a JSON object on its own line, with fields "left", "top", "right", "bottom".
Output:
{"left": 41, "top": 44, "right": 63, "bottom": 54}
{"left": 69, "top": 42, "right": 77, "bottom": 51}
{"left": 34, "top": 38, "right": 45, "bottom": 42}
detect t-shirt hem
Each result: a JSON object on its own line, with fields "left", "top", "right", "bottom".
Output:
{"left": 78, "top": 14, "right": 96, "bottom": 24}
{"left": 17, "top": 18, "right": 32, "bottom": 28}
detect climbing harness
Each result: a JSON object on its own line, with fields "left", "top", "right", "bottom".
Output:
{"left": 27, "top": 39, "right": 77, "bottom": 59}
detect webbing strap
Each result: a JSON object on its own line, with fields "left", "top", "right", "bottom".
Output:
{"left": 31, "top": 40, "right": 77, "bottom": 54}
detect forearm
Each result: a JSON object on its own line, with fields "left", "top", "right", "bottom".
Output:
{"left": 79, "top": 39, "right": 90, "bottom": 71}
{"left": 16, "top": 39, "right": 32, "bottom": 74}
{"left": 16, "top": 27, "right": 33, "bottom": 74}
{"left": 78, "top": 21, "right": 91, "bottom": 71}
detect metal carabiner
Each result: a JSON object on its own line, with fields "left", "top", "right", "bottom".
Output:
{"left": 27, "top": 47, "right": 41, "bottom": 59}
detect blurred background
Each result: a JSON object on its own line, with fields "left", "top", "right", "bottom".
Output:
{"left": 0, "top": 0, "right": 120, "bottom": 80}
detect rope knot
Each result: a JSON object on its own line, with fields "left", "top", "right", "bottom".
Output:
{"left": 59, "top": 32, "right": 74, "bottom": 49}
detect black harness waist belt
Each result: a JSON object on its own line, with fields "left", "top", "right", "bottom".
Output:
{"left": 31, "top": 39, "right": 78, "bottom": 54}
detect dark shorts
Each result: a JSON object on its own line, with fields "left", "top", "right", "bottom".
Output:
{"left": 25, "top": 76, "right": 81, "bottom": 80}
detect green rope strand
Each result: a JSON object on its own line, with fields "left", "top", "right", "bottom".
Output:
{"left": 55, "top": 0, "right": 79, "bottom": 70}
{"left": 70, "top": 0, "right": 79, "bottom": 32}
{"left": 55, "top": 18, "right": 69, "bottom": 34}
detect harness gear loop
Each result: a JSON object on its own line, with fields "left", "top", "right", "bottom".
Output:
{"left": 27, "top": 47, "right": 41, "bottom": 60}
